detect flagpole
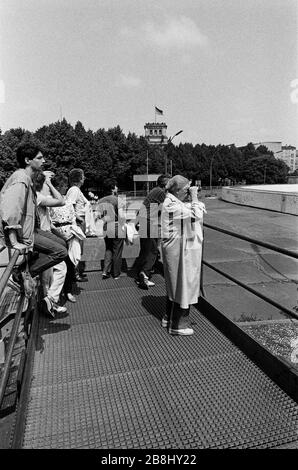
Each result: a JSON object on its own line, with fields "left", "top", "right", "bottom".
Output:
{"left": 154, "top": 105, "right": 156, "bottom": 123}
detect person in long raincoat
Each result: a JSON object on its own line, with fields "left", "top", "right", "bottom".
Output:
{"left": 161, "top": 175, "right": 206, "bottom": 336}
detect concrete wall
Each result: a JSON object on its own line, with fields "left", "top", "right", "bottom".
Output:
{"left": 221, "top": 185, "right": 298, "bottom": 215}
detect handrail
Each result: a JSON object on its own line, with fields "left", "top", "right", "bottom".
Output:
{"left": 0, "top": 248, "right": 24, "bottom": 410}
{"left": 203, "top": 222, "right": 298, "bottom": 259}
{"left": 202, "top": 222, "right": 298, "bottom": 319}
{"left": 203, "top": 260, "right": 298, "bottom": 320}
{"left": 0, "top": 249, "right": 20, "bottom": 300}
{"left": 0, "top": 295, "right": 27, "bottom": 408}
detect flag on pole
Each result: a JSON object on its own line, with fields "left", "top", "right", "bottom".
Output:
{"left": 155, "top": 106, "right": 163, "bottom": 115}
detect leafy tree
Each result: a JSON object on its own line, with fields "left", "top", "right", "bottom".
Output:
{"left": 35, "top": 119, "right": 81, "bottom": 175}
{"left": 0, "top": 119, "right": 291, "bottom": 192}
{"left": 0, "top": 135, "right": 15, "bottom": 187}
{"left": 256, "top": 145, "right": 273, "bottom": 156}
{"left": 242, "top": 155, "right": 288, "bottom": 184}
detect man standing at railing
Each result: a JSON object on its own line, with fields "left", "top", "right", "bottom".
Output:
{"left": 97, "top": 182, "right": 126, "bottom": 280}
{"left": 134, "top": 174, "right": 170, "bottom": 289}
{"left": 0, "top": 141, "right": 68, "bottom": 294}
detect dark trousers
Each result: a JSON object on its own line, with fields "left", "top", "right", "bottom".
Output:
{"left": 103, "top": 236, "right": 124, "bottom": 278}
{"left": 27, "top": 228, "right": 68, "bottom": 278}
{"left": 135, "top": 237, "right": 159, "bottom": 278}
{"left": 63, "top": 255, "right": 76, "bottom": 294}
{"left": 76, "top": 217, "right": 86, "bottom": 273}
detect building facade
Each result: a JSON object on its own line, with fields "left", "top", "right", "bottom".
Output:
{"left": 275, "top": 146, "right": 297, "bottom": 172}
{"left": 144, "top": 122, "right": 168, "bottom": 145}
{"left": 253, "top": 141, "right": 297, "bottom": 172}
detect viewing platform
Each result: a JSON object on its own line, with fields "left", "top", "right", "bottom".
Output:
{"left": 1, "top": 197, "right": 298, "bottom": 449}
{"left": 17, "top": 269, "right": 298, "bottom": 448}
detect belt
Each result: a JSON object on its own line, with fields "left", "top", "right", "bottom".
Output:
{"left": 54, "top": 222, "right": 72, "bottom": 227}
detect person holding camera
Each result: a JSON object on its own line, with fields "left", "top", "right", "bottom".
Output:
{"left": 160, "top": 175, "right": 206, "bottom": 336}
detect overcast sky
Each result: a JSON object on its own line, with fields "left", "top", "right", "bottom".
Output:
{"left": 0, "top": 0, "right": 297, "bottom": 147}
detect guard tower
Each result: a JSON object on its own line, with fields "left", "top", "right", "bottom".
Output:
{"left": 144, "top": 122, "right": 168, "bottom": 145}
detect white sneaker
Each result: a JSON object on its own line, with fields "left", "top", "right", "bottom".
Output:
{"left": 137, "top": 273, "right": 155, "bottom": 288}
{"left": 53, "top": 304, "right": 67, "bottom": 314}
{"left": 66, "top": 293, "right": 76, "bottom": 303}
{"left": 168, "top": 327, "right": 194, "bottom": 336}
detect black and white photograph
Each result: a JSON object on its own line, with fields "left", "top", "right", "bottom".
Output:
{"left": 0, "top": 0, "right": 297, "bottom": 456}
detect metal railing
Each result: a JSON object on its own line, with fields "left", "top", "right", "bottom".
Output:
{"left": 201, "top": 223, "right": 298, "bottom": 320}
{"left": 0, "top": 248, "right": 24, "bottom": 410}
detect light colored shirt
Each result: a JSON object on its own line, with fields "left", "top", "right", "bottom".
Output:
{"left": 66, "top": 186, "right": 88, "bottom": 217}
{"left": 0, "top": 169, "right": 35, "bottom": 248}
{"left": 50, "top": 199, "right": 78, "bottom": 241}
{"left": 36, "top": 193, "right": 52, "bottom": 232}
{"left": 50, "top": 199, "right": 76, "bottom": 225}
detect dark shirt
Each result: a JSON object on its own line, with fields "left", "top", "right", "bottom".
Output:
{"left": 98, "top": 195, "right": 124, "bottom": 222}
{"left": 136, "top": 186, "right": 166, "bottom": 239}
{"left": 141, "top": 187, "right": 166, "bottom": 221}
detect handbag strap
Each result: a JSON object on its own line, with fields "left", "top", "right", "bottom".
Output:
{"left": 24, "top": 249, "right": 30, "bottom": 275}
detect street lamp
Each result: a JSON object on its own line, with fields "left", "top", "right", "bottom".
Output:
{"left": 146, "top": 149, "right": 149, "bottom": 194}
{"left": 209, "top": 154, "right": 215, "bottom": 195}
{"left": 165, "top": 130, "right": 183, "bottom": 174}
{"left": 263, "top": 163, "right": 267, "bottom": 184}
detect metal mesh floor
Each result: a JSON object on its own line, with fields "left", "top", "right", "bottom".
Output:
{"left": 22, "top": 272, "right": 298, "bottom": 448}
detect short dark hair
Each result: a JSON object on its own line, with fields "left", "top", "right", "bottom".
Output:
{"left": 157, "top": 174, "right": 170, "bottom": 188}
{"left": 16, "top": 141, "right": 43, "bottom": 168}
{"left": 69, "top": 168, "right": 84, "bottom": 185}
{"left": 52, "top": 174, "right": 68, "bottom": 190}
{"left": 105, "top": 181, "right": 117, "bottom": 194}
{"left": 31, "top": 169, "right": 46, "bottom": 192}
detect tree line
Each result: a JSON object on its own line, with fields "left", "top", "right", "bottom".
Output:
{"left": 0, "top": 119, "right": 289, "bottom": 195}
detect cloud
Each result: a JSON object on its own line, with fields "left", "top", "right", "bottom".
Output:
{"left": 143, "top": 16, "right": 208, "bottom": 50}
{"left": 115, "top": 74, "right": 141, "bottom": 88}
{"left": 120, "top": 16, "right": 208, "bottom": 52}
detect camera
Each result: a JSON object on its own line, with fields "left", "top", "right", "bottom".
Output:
{"left": 191, "top": 179, "right": 201, "bottom": 191}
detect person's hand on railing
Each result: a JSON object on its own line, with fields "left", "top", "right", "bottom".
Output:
{"left": 11, "top": 242, "right": 28, "bottom": 252}
{"left": 8, "top": 229, "right": 28, "bottom": 253}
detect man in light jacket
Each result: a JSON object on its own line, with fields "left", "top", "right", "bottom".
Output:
{"left": 0, "top": 141, "right": 67, "bottom": 293}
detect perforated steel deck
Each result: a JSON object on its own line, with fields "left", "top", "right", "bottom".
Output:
{"left": 22, "top": 272, "right": 298, "bottom": 448}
